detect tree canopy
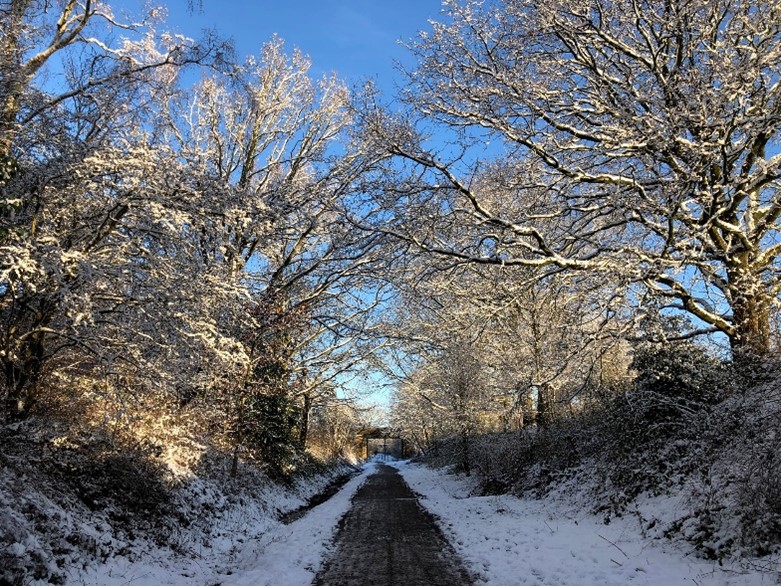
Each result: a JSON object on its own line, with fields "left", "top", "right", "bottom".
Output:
{"left": 359, "top": 0, "right": 781, "bottom": 360}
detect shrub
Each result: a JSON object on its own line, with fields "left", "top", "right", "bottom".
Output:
{"left": 243, "top": 392, "right": 303, "bottom": 480}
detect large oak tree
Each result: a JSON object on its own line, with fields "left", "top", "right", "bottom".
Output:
{"left": 362, "top": 0, "right": 781, "bottom": 360}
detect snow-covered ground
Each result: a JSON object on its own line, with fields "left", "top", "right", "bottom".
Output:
{"left": 392, "top": 460, "right": 778, "bottom": 586}
{"left": 19, "top": 458, "right": 780, "bottom": 585}
{"left": 41, "top": 463, "right": 377, "bottom": 586}
{"left": 220, "top": 462, "right": 378, "bottom": 586}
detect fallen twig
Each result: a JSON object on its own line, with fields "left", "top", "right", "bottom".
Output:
{"left": 597, "top": 533, "right": 629, "bottom": 559}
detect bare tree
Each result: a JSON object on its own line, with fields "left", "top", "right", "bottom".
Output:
{"left": 163, "top": 40, "right": 391, "bottom": 469}
{"left": 387, "top": 252, "right": 628, "bottom": 438}
{"left": 392, "top": 339, "right": 491, "bottom": 472}
{"left": 360, "top": 0, "right": 781, "bottom": 361}
{"left": 0, "top": 0, "right": 221, "bottom": 159}
{"left": 0, "top": 1, "right": 235, "bottom": 420}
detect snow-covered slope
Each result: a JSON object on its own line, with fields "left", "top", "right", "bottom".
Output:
{"left": 393, "top": 460, "right": 778, "bottom": 586}
{"left": 0, "top": 419, "right": 358, "bottom": 586}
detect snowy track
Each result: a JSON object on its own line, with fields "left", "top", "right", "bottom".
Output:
{"left": 313, "top": 463, "right": 473, "bottom": 585}
{"left": 219, "top": 464, "right": 377, "bottom": 586}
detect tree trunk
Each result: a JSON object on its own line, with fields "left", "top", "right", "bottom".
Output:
{"left": 0, "top": 2, "right": 27, "bottom": 158}
{"left": 728, "top": 270, "right": 772, "bottom": 363}
{"left": 2, "top": 331, "right": 45, "bottom": 422}
{"left": 459, "top": 430, "right": 471, "bottom": 476}
{"left": 536, "top": 384, "right": 552, "bottom": 428}
{"left": 230, "top": 443, "right": 240, "bottom": 477}
{"left": 298, "top": 391, "right": 311, "bottom": 449}
{"left": 730, "top": 296, "right": 771, "bottom": 371}
{"left": 230, "top": 393, "right": 247, "bottom": 477}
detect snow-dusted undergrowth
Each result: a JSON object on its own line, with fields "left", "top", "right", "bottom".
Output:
{"left": 393, "top": 460, "right": 779, "bottom": 586}
{"left": 0, "top": 417, "right": 356, "bottom": 586}
{"left": 421, "top": 367, "right": 781, "bottom": 569}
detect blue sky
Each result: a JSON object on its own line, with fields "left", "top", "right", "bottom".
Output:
{"left": 163, "top": 1, "right": 443, "bottom": 91}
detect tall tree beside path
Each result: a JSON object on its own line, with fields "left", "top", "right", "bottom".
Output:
{"left": 166, "top": 39, "right": 390, "bottom": 469}
{"left": 0, "top": 0, "right": 229, "bottom": 420}
{"left": 0, "top": 2, "right": 387, "bottom": 487}
{"left": 360, "top": 0, "right": 781, "bottom": 361}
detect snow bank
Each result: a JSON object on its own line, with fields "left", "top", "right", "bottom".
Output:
{"left": 394, "top": 461, "right": 776, "bottom": 586}
{"left": 56, "top": 460, "right": 370, "bottom": 586}
{"left": 0, "top": 416, "right": 361, "bottom": 586}
{"left": 220, "top": 462, "right": 376, "bottom": 586}
{"left": 60, "top": 464, "right": 375, "bottom": 586}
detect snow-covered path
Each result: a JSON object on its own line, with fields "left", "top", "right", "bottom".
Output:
{"left": 313, "top": 463, "right": 472, "bottom": 585}
{"left": 218, "top": 459, "right": 778, "bottom": 585}
{"left": 219, "top": 463, "right": 378, "bottom": 586}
